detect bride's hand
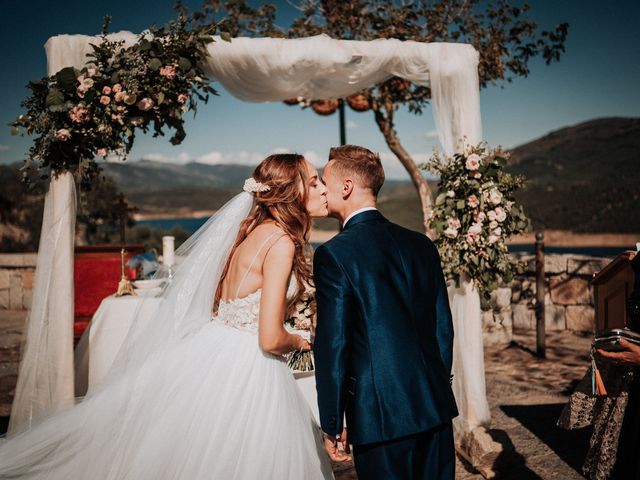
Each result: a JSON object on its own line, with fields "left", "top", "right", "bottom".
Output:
{"left": 293, "top": 334, "right": 312, "bottom": 353}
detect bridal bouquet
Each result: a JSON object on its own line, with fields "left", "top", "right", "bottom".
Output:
{"left": 10, "top": 13, "right": 224, "bottom": 191}
{"left": 285, "top": 282, "right": 316, "bottom": 373}
{"left": 423, "top": 143, "right": 530, "bottom": 299}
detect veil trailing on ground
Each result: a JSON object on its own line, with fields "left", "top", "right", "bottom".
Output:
{"left": 7, "top": 192, "right": 255, "bottom": 437}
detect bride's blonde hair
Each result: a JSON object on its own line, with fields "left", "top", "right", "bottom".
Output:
{"left": 215, "top": 154, "right": 313, "bottom": 312}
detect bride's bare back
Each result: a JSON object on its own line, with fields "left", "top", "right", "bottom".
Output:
{"left": 218, "top": 223, "right": 288, "bottom": 302}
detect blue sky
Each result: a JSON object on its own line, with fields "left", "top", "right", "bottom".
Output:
{"left": 1, "top": 0, "right": 638, "bottom": 179}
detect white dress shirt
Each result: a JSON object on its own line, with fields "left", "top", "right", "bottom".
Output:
{"left": 342, "top": 207, "right": 378, "bottom": 228}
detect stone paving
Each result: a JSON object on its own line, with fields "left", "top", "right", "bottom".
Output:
{"left": 1, "top": 310, "right": 594, "bottom": 479}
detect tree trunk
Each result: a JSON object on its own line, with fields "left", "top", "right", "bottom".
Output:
{"left": 371, "top": 100, "right": 436, "bottom": 239}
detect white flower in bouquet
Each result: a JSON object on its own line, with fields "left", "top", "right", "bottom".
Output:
{"left": 468, "top": 222, "right": 483, "bottom": 237}
{"left": 487, "top": 210, "right": 497, "bottom": 222}
{"left": 474, "top": 211, "right": 487, "bottom": 223}
{"left": 489, "top": 220, "right": 498, "bottom": 230}
{"left": 488, "top": 234, "right": 500, "bottom": 244}
{"left": 447, "top": 217, "right": 461, "bottom": 230}
{"left": 493, "top": 227, "right": 502, "bottom": 236}
{"left": 444, "top": 227, "right": 459, "bottom": 239}
{"left": 494, "top": 207, "right": 507, "bottom": 222}
{"left": 488, "top": 188, "right": 503, "bottom": 205}
{"left": 446, "top": 190, "right": 455, "bottom": 198}
{"left": 467, "top": 194, "right": 479, "bottom": 208}
{"left": 465, "top": 153, "right": 481, "bottom": 170}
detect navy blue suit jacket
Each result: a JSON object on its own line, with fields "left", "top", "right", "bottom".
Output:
{"left": 313, "top": 210, "right": 458, "bottom": 446}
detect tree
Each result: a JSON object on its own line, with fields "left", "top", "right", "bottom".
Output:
{"left": 202, "top": 0, "right": 568, "bottom": 235}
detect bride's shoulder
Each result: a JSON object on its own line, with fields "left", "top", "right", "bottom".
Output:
{"left": 249, "top": 223, "right": 294, "bottom": 251}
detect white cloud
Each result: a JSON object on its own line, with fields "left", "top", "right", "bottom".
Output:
{"left": 196, "top": 150, "right": 263, "bottom": 166}
{"left": 270, "top": 146, "right": 292, "bottom": 154}
{"left": 141, "top": 153, "right": 175, "bottom": 163}
{"left": 424, "top": 129, "right": 439, "bottom": 140}
{"left": 378, "top": 151, "right": 436, "bottom": 180}
{"left": 347, "top": 120, "right": 359, "bottom": 129}
{"left": 0, "top": 144, "right": 10, "bottom": 152}
{"left": 301, "top": 150, "right": 326, "bottom": 167}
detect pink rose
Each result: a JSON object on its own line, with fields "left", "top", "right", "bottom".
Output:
{"left": 159, "top": 65, "right": 177, "bottom": 80}
{"left": 447, "top": 216, "right": 461, "bottom": 230}
{"left": 487, "top": 210, "right": 497, "bottom": 222}
{"left": 137, "top": 98, "right": 154, "bottom": 111}
{"left": 100, "top": 95, "right": 111, "bottom": 105}
{"left": 69, "top": 105, "right": 90, "bottom": 124}
{"left": 112, "top": 83, "right": 122, "bottom": 93}
{"left": 466, "top": 235, "right": 477, "bottom": 245}
{"left": 124, "top": 93, "right": 137, "bottom": 105}
{"left": 495, "top": 207, "right": 507, "bottom": 222}
{"left": 114, "top": 91, "right": 125, "bottom": 103}
{"left": 468, "top": 222, "right": 482, "bottom": 237}
{"left": 96, "top": 148, "right": 108, "bottom": 157}
{"left": 111, "top": 113, "right": 123, "bottom": 122}
{"left": 177, "top": 93, "right": 188, "bottom": 104}
{"left": 465, "top": 153, "right": 481, "bottom": 171}
{"left": 473, "top": 171, "right": 482, "bottom": 179}
{"left": 474, "top": 211, "right": 486, "bottom": 223}
{"left": 55, "top": 128, "right": 71, "bottom": 141}
{"left": 102, "top": 86, "right": 112, "bottom": 95}
{"left": 467, "top": 194, "right": 479, "bottom": 208}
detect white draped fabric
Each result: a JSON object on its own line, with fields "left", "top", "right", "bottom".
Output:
{"left": 9, "top": 173, "right": 76, "bottom": 432}
{"left": 13, "top": 32, "right": 489, "bottom": 438}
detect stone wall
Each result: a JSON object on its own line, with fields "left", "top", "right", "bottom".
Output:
{"left": 483, "top": 253, "right": 612, "bottom": 346}
{"left": 0, "top": 254, "right": 37, "bottom": 311}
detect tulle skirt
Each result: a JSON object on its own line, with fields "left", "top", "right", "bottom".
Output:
{"left": 0, "top": 320, "right": 333, "bottom": 479}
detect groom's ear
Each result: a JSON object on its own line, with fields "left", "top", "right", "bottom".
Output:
{"left": 342, "top": 178, "right": 354, "bottom": 198}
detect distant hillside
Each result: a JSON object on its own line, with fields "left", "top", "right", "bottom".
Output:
{"left": 102, "top": 161, "right": 254, "bottom": 193}
{"left": 507, "top": 117, "right": 640, "bottom": 233}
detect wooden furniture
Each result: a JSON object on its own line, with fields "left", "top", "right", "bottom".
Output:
{"left": 592, "top": 251, "right": 637, "bottom": 332}
{"left": 73, "top": 245, "right": 145, "bottom": 339}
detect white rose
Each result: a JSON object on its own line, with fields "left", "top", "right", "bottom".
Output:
{"left": 489, "top": 220, "right": 498, "bottom": 230}
{"left": 488, "top": 234, "right": 500, "bottom": 244}
{"left": 489, "top": 189, "right": 503, "bottom": 205}
{"left": 487, "top": 210, "right": 497, "bottom": 222}
{"left": 493, "top": 227, "right": 502, "bottom": 236}
{"left": 55, "top": 128, "right": 71, "bottom": 141}
{"left": 465, "top": 153, "right": 481, "bottom": 170}
{"left": 476, "top": 211, "right": 486, "bottom": 222}
{"left": 444, "top": 227, "right": 458, "bottom": 239}
{"left": 495, "top": 207, "right": 507, "bottom": 222}
{"left": 447, "top": 217, "right": 461, "bottom": 230}
{"left": 468, "top": 223, "right": 482, "bottom": 236}
{"left": 446, "top": 190, "right": 455, "bottom": 198}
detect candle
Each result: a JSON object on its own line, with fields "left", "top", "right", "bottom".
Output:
{"left": 162, "top": 236, "right": 175, "bottom": 267}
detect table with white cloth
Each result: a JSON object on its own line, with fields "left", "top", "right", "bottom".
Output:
{"left": 82, "top": 294, "right": 321, "bottom": 423}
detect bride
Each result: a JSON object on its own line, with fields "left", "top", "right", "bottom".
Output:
{"left": 0, "top": 154, "right": 337, "bottom": 479}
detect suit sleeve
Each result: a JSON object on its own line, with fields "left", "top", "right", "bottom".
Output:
{"left": 313, "top": 245, "right": 355, "bottom": 436}
{"left": 429, "top": 241, "right": 454, "bottom": 374}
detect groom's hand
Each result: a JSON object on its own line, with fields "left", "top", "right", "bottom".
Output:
{"left": 322, "top": 429, "right": 352, "bottom": 462}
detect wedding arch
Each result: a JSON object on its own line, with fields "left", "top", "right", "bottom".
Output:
{"left": 12, "top": 31, "right": 489, "bottom": 442}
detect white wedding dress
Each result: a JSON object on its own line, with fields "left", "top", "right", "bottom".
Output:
{"left": 0, "top": 193, "right": 334, "bottom": 480}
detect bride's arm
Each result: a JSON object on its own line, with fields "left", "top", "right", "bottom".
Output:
{"left": 258, "top": 236, "right": 310, "bottom": 355}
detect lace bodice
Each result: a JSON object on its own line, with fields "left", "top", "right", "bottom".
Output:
{"left": 213, "top": 280, "right": 296, "bottom": 334}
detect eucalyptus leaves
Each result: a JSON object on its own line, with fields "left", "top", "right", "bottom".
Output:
{"left": 10, "top": 15, "right": 224, "bottom": 190}
{"left": 423, "top": 143, "right": 530, "bottom": 298}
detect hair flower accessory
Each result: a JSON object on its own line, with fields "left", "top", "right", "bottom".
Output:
{"left": 243, "top": 177, "right": 271, "bottom": 194}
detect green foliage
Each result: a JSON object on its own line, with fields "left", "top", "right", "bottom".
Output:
{"left": 423, "top": 143, "right": 531, "bottom": 298}
{"left": 9, "top": 7, "right": 225, "bottom": 191}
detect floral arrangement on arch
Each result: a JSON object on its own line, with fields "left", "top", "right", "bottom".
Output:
{"left": 10, "top": 14, "right": 226, "bottom": 190}
{"left": 423, "top": 143, "right": 531, "bottom": 299}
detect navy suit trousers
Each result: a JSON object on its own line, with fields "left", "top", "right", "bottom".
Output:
{"left": 353, "top": 422, "right": 455, "bottom": 480}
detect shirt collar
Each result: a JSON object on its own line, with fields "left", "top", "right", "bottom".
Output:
{"left": 342, "top": 207, "right": 378, "bottom": 228}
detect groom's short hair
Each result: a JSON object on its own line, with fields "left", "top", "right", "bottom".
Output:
{"left": 328, "top": 145, "right": 385, "bottom": 195}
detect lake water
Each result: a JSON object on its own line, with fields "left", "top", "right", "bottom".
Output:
{"left": 137, "top": 217, "right": 633, "bottom": 257}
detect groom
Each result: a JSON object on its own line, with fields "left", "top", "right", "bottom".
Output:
{"left": 313, "top": 145, "right": 458, "bottom": 479}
